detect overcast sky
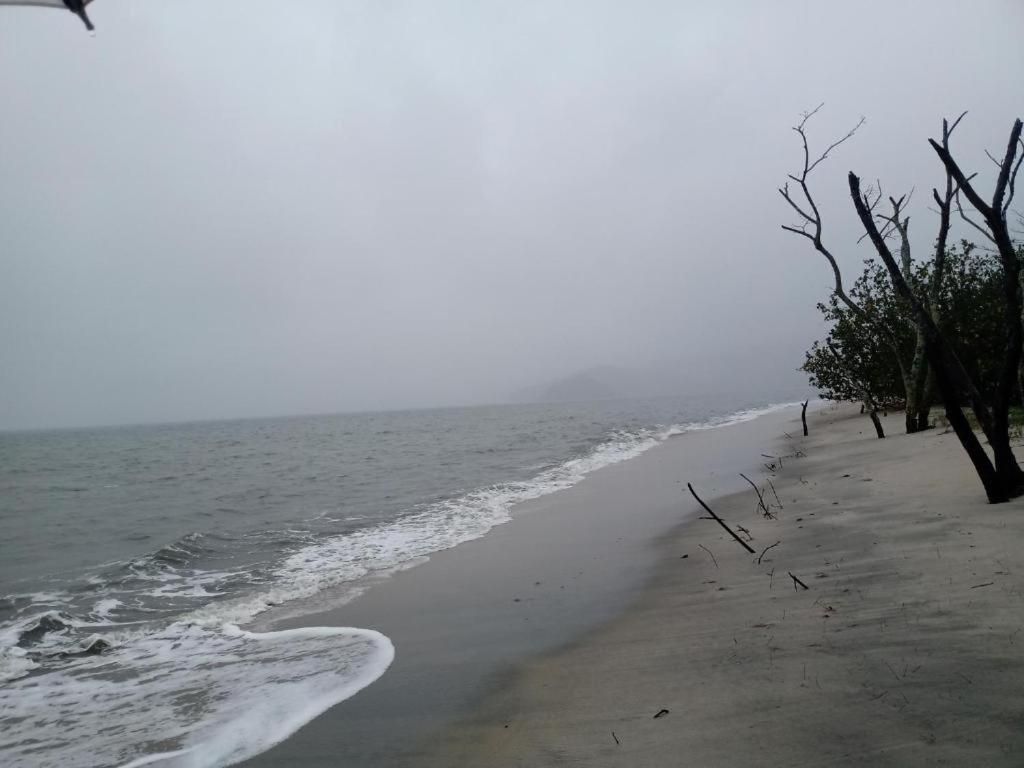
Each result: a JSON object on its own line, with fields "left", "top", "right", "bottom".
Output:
{"left": 0, "top": 1, "right": 1021, "bottom": 429}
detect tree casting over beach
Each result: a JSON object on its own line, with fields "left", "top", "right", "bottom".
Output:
{"left": 784, "top": 108, "right": 1024, "bottom": 503}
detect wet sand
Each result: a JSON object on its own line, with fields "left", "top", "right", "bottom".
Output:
{"left": 242, "top": 405, "right": 806, "bottom": 767}
{"left": 424, "top": 406, "right": 1024, "bottom": 767}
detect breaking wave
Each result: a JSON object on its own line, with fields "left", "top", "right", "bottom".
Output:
{"left": 0, "top": 400, "right": 796, "bottom": 767}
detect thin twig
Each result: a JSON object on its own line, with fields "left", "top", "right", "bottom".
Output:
{"left": 698, "top": 543, "right": 719, "bottom": 568}
{"left": 740, "top": 473, "right": 772, "bottom": 517}
{"left": 758, "top": 541, "right": 781, "bottom": 565}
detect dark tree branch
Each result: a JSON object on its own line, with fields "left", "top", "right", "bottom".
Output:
{"left": 1004, "top": 138, "right": 1024, "bottom": 217}
{"left": 758, "top": 541, "right": 781, "bottom": 565}
{"left": 929, "top": 114, "right": 963, "bottom": 322}
{"left": 993, "top": 122, "right": 1024, "bottom": 216}
{"left": 687, "top": 483, "right": 756, "bottom": 554}
{"left": 985, "top": 149, "right": 1004, "bottom": 169}
{"left": 779, "top": 107, "right": 869, "bottom": 321}
{"left": 929, "top": 119, "right": 1023, "bottom": 223}
{"left": 848, "top": 171, "right": 1007, "bottom": 503}
{"left": 740, "top": 473, "right": 772, "bottom": 518}
{"left": 955, "top": 191, "right": 995, "bottom": 243}
{"left": 927, "top": 118, "right": 1024, "bottom": 499}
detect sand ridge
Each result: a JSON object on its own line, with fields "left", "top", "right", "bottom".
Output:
{"left": 425, "top": 405, "right": 1024, "bottom": 766}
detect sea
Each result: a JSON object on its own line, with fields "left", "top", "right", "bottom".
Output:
{"left": 0, "top": 394, "right": 800, "bottom": 767}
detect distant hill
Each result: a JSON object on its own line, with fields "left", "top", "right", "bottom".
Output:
{"left": 511, "top": 367, "right": 628, "bottom": 404}
{"left": 510, "top": 354, "right": 808, "bottom": 405}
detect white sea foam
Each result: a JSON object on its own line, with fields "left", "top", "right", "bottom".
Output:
{"left": 0, "top": 645, "right": 38, "bottom": 681}
{"left": 185, "top": 401, "right": 800, "bottom": 630}
{"left": 0, "top": 622, "right": 394, "bottom": 768}
{"left": 93, "top": 597, "right": 123, "bottom": 620}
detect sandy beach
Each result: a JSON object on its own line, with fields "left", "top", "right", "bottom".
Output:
{"left": 421, "top": 405, "right": 1024, "bottom": 766}
{"left": 241, "top": 405, "right": 807, "bottom": 767}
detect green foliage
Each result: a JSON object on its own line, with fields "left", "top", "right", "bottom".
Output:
{"left": 801, "top": 260, "right": 909, "bottom": 408}
{"left": 935, "top": 242, "right": 1006, "bottom": 404}
{"left": 802, "top": 242, "right": 1009, "bottom": 408}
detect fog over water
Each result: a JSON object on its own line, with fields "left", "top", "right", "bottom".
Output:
{"left": 0, "top": 1, "right": 1021, "bottom": 429}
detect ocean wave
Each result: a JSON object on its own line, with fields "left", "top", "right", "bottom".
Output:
{"left": 2, "top": 402, "right": 799, "bottom": 652}
{"left": 0, "top": 400, "right": 797, "bottom": 765}
{"left": 0, "top": 622, "right": 394, "bottom": 768}
{"left": 183, "top": 401, "right": 799, "bottom": 629}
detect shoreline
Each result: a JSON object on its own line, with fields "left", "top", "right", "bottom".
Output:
{"left": 420, "top": 406, "right": 1024, "bottom": 766}
{"left": 241, "top": 403, "right": 808, "bottom": 767}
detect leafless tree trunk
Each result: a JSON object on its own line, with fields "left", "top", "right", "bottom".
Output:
{"left": 875, "top": 197, "right": 930, "bottom": 434}
{"left": 867, "top": 405, "right": 885, "bottom": 439}
{"left": 913, "top": 118, "right": 960, "bottom": 433}
{"left": 928, "top": 118, "right": 1024, "bottom": 497}
{"left": 849, "top": 155, "right": 1017, "bottom": 502}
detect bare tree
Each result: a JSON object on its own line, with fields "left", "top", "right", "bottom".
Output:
{"left": 914, "top": 114, "right": 965, "bottom": 431}
{"left": 780, "top": 107, "right": 927, "bottom": 434}
{"left": 847, "top": 116, "right": 1024, "bottom": 503}
{"left": 779, "top": 105, "right": 868, "bottom": 319}
{"left": 928, "top": 117, "right": 1024, "bottom": 496}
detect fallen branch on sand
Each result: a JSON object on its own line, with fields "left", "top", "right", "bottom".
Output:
{"left": 758, "top": 541, "right": 781, "bottom": 565}
{"left": 788, "top": 571, "right": 810, "bottom": 590}
{"left": 688, "top": 483, "right": 757, "bottom": 554}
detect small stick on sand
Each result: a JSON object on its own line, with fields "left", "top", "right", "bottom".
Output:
{"left": 611, "top": 731, "right": 620, "bottom": 745}
{"left": 698, "top": 543, "right": 719, "bottom": 568}
{"left": 740, "top": 473, "right": 773, "bottom": 518}
{"left": 758, "top": 541, "right": 781, "bottom": 565}
{"left": 688, "top": 483, "right": 757, "bottom": 554}
{"left": 788, "top": 571, "right": 810, "bottom": 590}
{"left": 767, "top": 479, "right": 783, "bottom": 509}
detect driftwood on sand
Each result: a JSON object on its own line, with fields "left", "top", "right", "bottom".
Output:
{"left": 687, "top": 483, "right": 756, "bottom": 554}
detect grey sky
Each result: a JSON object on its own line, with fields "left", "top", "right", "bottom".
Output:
{"left": 1, "top": 1, "right": 1021, "bottom": 428}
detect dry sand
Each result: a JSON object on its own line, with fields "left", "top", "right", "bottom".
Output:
{"left": 422, "top": 405, "right": 1024, "bottom": 767}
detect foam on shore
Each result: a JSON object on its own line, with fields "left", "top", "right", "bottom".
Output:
{"left": 0, "top": 400, "right": 798, "bottom": 767}
{"left": 1, "top": 623, "right": 394, "bottom": 768}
